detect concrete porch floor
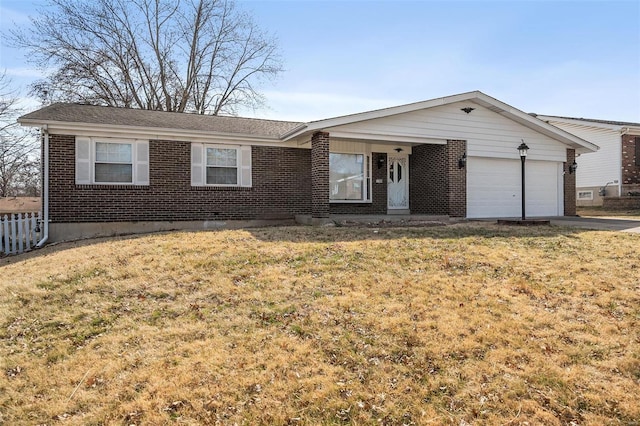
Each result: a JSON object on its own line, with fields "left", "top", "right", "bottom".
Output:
{"left": 330, "top": 214, "right": 451, "bottom": 223}
{"left": 294, "top": 214, "right": 453, "bottom": 226}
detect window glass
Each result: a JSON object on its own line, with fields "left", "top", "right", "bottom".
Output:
{"left": 95, "top": 163, "right": 133, "bottom": 183}
{"left": 206, "top": 147, "right": 238, "bottom": 185}
{"left": 96, "top": 142, "right": 132, "bottom": 163}
{"left": 330, "top": 153, "right": 364, "bottom": 200}
{"left": 207, "top": 167, "right": 238, "bottom": 185}
{"left": 94, "top": 142, "right": 133, "bottom": 183}
{"left": 207, "top": 148, "right": 237, "bottom": 167}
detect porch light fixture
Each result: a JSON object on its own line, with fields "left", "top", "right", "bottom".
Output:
{"left": 458, "top": 152, "right": 467, "bottom": 169}
{"left": 394, "top": 147, "right": 403, "bottom": 153}
{"left": 377, "top": 156, "right": 385, "bottom": 169}
{"left": 569, "top": 160, "right": 578, "bottom": 174}
{"left": 518, "top": 140, "right": 529, "bottom": 221}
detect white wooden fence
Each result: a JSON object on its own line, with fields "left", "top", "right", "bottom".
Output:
{"left": 0, "top": 212, "right": 42, "bottom": 256}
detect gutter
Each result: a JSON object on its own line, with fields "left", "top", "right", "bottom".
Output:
{"left": 36, "top": 125, "right": 49, "bottom": 248}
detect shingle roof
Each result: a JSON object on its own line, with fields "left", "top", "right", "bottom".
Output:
{"left": 19, "top": 103, "right": 305, "bottom": 138}
{"left": 534, "top": 114, "right": 640, "bottom": 127}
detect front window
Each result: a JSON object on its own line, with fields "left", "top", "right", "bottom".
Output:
{"left": 329, "top": 153, "right": 370, "bottom": 202}
{"left": 95, "top": 142, "right": 133, "bottom": 183}
{"left": 206, "top": 147, "right": 238, "bottom": 185}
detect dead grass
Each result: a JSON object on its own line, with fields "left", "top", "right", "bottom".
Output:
{"left": 1, "top": 223, "right": 639, "bottom": 425}
{"left": 577, "top": 206, "right": 640, "bottom": 218}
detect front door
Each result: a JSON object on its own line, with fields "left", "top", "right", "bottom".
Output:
{"left": 387, "top": 154, "right": 409, "bottom": 210}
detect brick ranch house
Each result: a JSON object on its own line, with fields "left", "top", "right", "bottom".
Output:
{"left": 18, "top": 91, "right": 597, "bottom": 243}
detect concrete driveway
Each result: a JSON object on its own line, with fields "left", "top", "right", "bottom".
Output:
{"left": 549, "top": 216, "right": 640, "bottom": 233}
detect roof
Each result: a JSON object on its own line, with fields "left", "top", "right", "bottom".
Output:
{"left": 18, "top": 103, "right": 304, "bottom": 139}
{"left": 282, "top": 90, "right": 599, "bottom": 153}
{"left": 533, "top": 114, "right": 640, "bottom": 128}
{"left": 18, "top": 92, "right": 598, "bottom": 153}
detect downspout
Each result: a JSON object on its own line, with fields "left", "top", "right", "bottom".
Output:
{"left": 36, "top": 125, "right": 49, "bottom": 248}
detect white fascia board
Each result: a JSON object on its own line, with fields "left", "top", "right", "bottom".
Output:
{"left": 327, "top": 131, "right": 447, "bottom": 145}
{"left": 18, "top": 119, "right": 299, "bottom": 148}
{"left": 535, "top": 115, "right": 625, "bottom": 131}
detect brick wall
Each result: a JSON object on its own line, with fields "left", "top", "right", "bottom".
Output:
{"left": 621, "top": 134, "right": 640, "bottom": 186}
{"left": 446, "top": 140, "right": 467, "bottom": 217}
{"left": 409, "top": 144, "right": 448, "bottom": 214}
{"left": 564, "top": 148, "right": 577, "bottom": 216}
{"left": 330, "top": 152, "right": 387, "bottom": 214}
{"left": 47, "top": 134, "right": 312, "bottom": 223}
{"left": 311, "top": 132, "right": 330, "bottom": 218}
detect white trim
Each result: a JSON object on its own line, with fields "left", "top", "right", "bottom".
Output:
{"left": 93, "top": 139, "right": 134, "bottom": 184}
{"left": 282, "top": 91, "right": 598, "bottom": 154}
{"left": 557, "top": 162, "right": 564, "bottom": 216}
{"left": 387, "top": 153, "right": 409, "bottom": 210}
{"left": 577, "top": 190, "right": 594, "bottom": 201}
{"left": 75, "top": 137, "right": 149, "bottom": 185}
{"left": 537, "top": 115, "right": 640, "bottom": 134}
{"left": 192, "top": 143, "right": 252, "bottom": 188}
{"left": 329, "top": 151, "right": 372, "bottom": 203}
{"left": 325, "top": 131, "right": 446, "bottom": 145}
{"left": 18, "top": 120, "right": 295, "bottom": 147}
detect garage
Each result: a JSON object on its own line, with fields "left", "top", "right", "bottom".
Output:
{"left": 467, "top": 157, "right": 563, "bottom": 218}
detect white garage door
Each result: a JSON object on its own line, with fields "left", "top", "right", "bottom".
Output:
{"left": 467, "top": 157, "right": 563, "bottom": 218}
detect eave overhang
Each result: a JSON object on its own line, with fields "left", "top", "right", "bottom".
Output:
{"left": 18, "top": 118, "right": 300, "bottom": 147}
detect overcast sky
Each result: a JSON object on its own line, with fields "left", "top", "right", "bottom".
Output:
{"left": 1, "top": 0, "right": 639, "bottom": 122}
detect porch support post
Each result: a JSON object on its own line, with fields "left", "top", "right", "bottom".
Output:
{"left": 447, "top": 140, "right": 467, "bottom": 217}
{"left": 564, "top": 148, "right": 577, "bottom": 216}
{"left": 311, "top": 131, "right": 330, "bottom": 219}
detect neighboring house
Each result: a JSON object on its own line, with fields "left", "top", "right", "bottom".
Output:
{"left": 18, "top": 91, "right": 596, "bottom": 242}
{"left": 536, "top": 115, "right": 640, "bottom": 206}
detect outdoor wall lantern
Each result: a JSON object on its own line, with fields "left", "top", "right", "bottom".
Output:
{"left": 458, "top": 152, "right": 467, "bottom": 169}
{"left": 377, "top": 157, "right": 385, "bottom": 169}
{"left": 569, "top": 160, "right": 578, "bottom": 174}
{"left": 517, "top": 140, "right": 529, "bottom": 221}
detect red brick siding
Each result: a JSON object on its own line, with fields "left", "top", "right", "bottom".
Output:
{"left": 311, "top": 132, "right": 330, "bottom": 218}
{"left": 564, "top": 148, "right": 577, "bottom": 216}
{"left": 409, "top": 144, "right": 448, "bottom": 215}
{"left": 330, "top": 152, "right": 388, "bottom": 214}
{"left": 622, "top": 134, "right": 640, "bottom": 185}
{"left": 446, "top": 140, "right": 467, "bottom": 217}
{"left": 47, "top": 134, "right": 311, "bottom": 222}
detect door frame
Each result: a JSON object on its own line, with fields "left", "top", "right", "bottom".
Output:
{"left": 387, "top": 153, "right": 410, "bottom": 212}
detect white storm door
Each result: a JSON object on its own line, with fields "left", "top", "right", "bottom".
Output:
{"left": 387, "top": 154, "right": 409, "bottom": 209}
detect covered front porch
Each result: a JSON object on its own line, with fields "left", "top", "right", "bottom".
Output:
{"left": 306, "top": 131, "right": 468, "bottom": 221}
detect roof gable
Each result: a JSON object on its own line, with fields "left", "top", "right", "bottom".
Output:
{"left": 283, "top": 91, "right": 598, "bottom": 153}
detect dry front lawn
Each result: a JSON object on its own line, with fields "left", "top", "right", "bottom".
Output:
{"left": 1, "top": 224, "right": 639, "bottom": 425}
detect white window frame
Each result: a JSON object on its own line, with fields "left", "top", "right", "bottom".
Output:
{"left": 329, "top": 151, "right": 372, "bottom": 203}
{"left": 577, "top": 190, "right": 594, "bottom": 200}
{"left": 76, "top": 137, "right": 149, "bottom": 185}
{"left": 94, "top": 140, "right": 134, "bottom": 184}
{"left": 204, "top": 144, "right": 241, "bottom": 187}
{"left": 191, "top": 143, "right": 252, "bottom": 188}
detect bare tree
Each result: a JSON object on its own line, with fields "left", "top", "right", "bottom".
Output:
{"left": 0, "top": 72, "right": 40, "bottom": 197}
{"left": 11, "top": 0, "right": 283, "bottom": 115}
